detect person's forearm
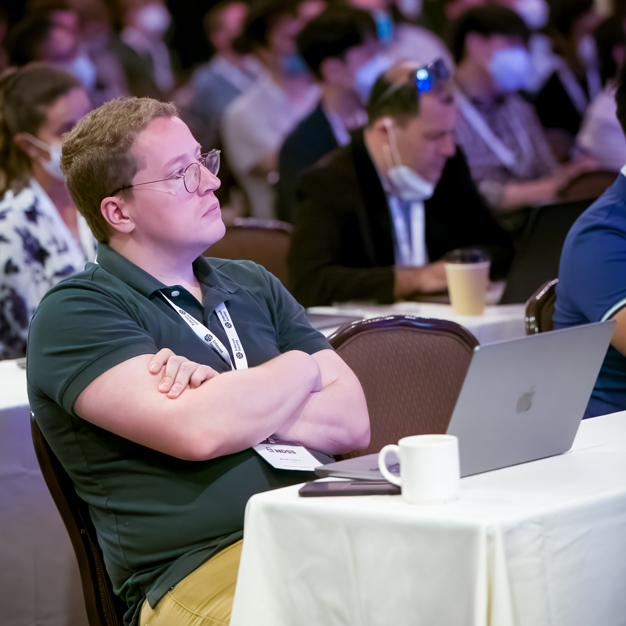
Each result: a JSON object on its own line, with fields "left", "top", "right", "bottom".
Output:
{"left": 498, "top": 178, "right": 560, "bottom": 211}
{"left": 75, "top": 351, "right": 322, "bottom": 462}
{"left": 272, "top": 350, "right": 370, "bottom": 455}
{"left": 185, "top": 350, "right": 322, "bottom": 459}
{"left": 272, "top": 377, "right": 370, "bottom": 455}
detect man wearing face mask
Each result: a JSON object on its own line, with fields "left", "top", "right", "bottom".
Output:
{"left": 534, "top": 0, "right": 601, "bottom": 145}
{"left": 288, "top": 60, "right": 513, "bottom": 307}
{"left": 119, "top": 0, "right": 176, "bottom": 97}
{"left": 488, "top": 0, "right": 557, "bottom": 94}
{"left": 221, "top": 0, "right": 320, "bottom": 220}
{"left": 453, "top": 6, "right": 593, "bottom": 225}
{"left": 276, "top": 5, "right": 387, "bottom": 223}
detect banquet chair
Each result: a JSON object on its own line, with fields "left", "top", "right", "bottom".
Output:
{"left": 204, "top": 217, "right": 293, "bottom": 286}
{"left": 30, "top": 413, "right": 126, "bottom": 626}
{"left": 525, "top": 278, "right": 558, "bottom": 335}
{"left": 329, "top": 315, "right": 478, "bottom": 459}
{"left": 557, "top": 169, "right": 618, "bottom": 202}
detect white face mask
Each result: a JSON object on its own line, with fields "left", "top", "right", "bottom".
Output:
{"left": 488, "top": 47, "right": 530, "bottom": 92}
{"left": 25, "top": 134, "right": 65, "bottom": 181}
{"left": 383, "top": 119, "right": 435, "bottom": 201}
{"left": 354, "top": 54, "right": 392, "bottom": 105}
{"left": 396, "top": 0, "right": 422, "bottom": 21}
{"left": 135, "top": 3, "right": 171, "bottom": 37}
{"left": 577, "top": 34, "right": 597, "bottom": 67}
{"left": 514, "top": 0, "right": 549, "bottom": 31}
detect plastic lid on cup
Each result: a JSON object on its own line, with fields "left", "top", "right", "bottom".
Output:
{"left": 443, "top": 248, "right": 490, "bottom": 264}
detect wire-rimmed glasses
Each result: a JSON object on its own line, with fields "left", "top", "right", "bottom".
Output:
{"left": 108, "top": 149, "right": 221, "bottom": 197}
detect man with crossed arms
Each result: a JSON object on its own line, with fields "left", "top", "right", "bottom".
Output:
{"left": 26, "top": 97, "right": 369, "bottom": 626}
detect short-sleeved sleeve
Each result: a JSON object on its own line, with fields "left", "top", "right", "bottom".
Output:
{"left": 556, "top": 206, "right": 626, "bottom": 325}
{"left": 27, "top": 277, "right": 157, "bottom": 415}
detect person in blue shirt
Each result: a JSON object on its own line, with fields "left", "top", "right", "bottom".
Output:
{"left": 554, "top": 60, "right": 626, "bottom": 418}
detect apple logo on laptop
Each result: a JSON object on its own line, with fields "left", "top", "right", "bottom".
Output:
{"left": 516, "top": 386, "right": 535, "bottom": 414}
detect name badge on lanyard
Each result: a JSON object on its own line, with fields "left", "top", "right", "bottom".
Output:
{"left": 252, "top": 439, "right": 324, "bottom": 471}
{"left": 160, "top": 292, "right": 248, "bottom": 370}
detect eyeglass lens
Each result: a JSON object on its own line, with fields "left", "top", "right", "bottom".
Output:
{"left": 182, "top": 152, "right": 221, "bottom": 193}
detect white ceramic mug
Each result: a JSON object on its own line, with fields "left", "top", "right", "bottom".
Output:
{"left": 378, "top": 435, "right": 461, "bottom": 504}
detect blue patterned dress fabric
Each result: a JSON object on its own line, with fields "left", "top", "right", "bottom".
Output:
{"left": 0, "top": 180, "right": 95, "bottom": 359}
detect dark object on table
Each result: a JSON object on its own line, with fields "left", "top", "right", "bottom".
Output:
{"left": 525, "top": 279, "right": 558, "bottom": 335}
{"left": 31, "top": 413, "right": 126, "bottom": 626}
{"left": 299, "top": 480, "right": 400, "bottom": 497}
{"left": 329, "top": 315, "right": 477, "bottom": 459}
{"left": 500, "top": 198, "right": 591, "bottom": 304}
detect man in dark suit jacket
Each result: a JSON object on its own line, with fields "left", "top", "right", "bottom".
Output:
{"left": 288, "top": 61, "right": 513, "bottom": 307}
{"left": 276, "top": 5, "right": 384, "bottom": 223}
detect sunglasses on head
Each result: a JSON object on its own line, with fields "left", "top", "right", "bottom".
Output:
{"left": 373, "top": 58, "right": 450, "bottom": 105}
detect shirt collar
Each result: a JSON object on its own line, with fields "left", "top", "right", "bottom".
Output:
{"left": 93, "top": 244, "right": 239, "bottom": 302}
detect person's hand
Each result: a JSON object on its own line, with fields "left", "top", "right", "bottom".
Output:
{"left": 394, "top": 261, "right": 448, "bottom": 299}
{"left": 149, "top": 349, "right": 220, "bottom": 399}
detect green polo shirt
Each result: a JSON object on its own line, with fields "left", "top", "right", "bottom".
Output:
{"left": 26, "top": 244, "right": 330, "bottom": 626}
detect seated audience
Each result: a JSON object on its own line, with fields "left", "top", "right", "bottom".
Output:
{"left": 534, "top": 0, "right": 601, "bottom": 147}
{"left": 221, "top": 0, "right": 320, "bottom": 219}
{"left": 288, "top": 60, "right": 513, "bottom": 307}
{"left": 73, "top": 0, "right": 132, "bottom": 106}
{"left": 341, "top": 0, "right": 453, "bottom": 67}
{"left": 452, "top": 6, "right": 592, "bottom": 222}
{"left": 188, "top": 1, "right": 264, "bottom": 151}
{"left": 276, "top": 5, "right": 381, "bottom": 223}
{"left": 487, "top": 0, "right": 557, "bottom": 93}
{"left": 27, "top": 96, "right": 369, "bottom": 626}
{"left": 554, "top": 62, "right": 626, "bottom": 418}
{"left": 576, "top": 16, "right": 626, "bottom": 172}
{"left": 0, "top": 64, "right": 93, "bottom": 360}
{"left": 118, "top": 0, "right": 177, "bottom": 99}
{"left": 7, "top": 6, "right": 99, "bottom": 100}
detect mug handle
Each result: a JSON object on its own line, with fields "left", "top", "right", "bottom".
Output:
{"left": 378, "top": 444, "right": 401, "bottom": 486}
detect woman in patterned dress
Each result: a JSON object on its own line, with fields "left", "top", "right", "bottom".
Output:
{"left": 0, "top": 63, "right": 93, "bottom": 359}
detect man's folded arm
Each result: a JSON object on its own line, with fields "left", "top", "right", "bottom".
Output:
{"left": 271, "top": 349, "right": 370, "bottom": 455}
{"left": 74, "top": 350, "right": 322, "bottom": 462}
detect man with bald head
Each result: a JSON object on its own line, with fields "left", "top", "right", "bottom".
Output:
{"left": 288, "top": 59, "right": 513, "bottom": 307}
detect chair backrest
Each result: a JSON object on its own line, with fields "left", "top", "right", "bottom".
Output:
{"left": 204, "top": 218, "right": 292, "bottom": 286}
{"left": 30, "top": 414, "right": 126, "bottom": 626}
{"left": 329, "top": 315, "right": 478, "bottom": 458}
{"left": 525, "top": 278, "right": 558, "bottom": 335}
{"left": 557, "top": 169, "right": 618, "bottom": 202}
{"left": 500, "top": 198, "right": 590, "bottom": 304}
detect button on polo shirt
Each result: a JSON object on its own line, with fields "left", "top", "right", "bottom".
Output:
{"left": 27, "top": 244, "right": 330, "bottom": 626}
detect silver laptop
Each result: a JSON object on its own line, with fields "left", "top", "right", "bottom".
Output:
{"left": 316, "top": 320, "right": 616, "bottom": 480}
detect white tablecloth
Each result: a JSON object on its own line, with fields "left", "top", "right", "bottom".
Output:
{"left": 308, "top": 302, "right": 526, "bottom": 345}
{"left": 0, "top": 359, "right": 87, "bottom": 626}
{"left": 231, "top": 412, "right": 626, "bottom": 626}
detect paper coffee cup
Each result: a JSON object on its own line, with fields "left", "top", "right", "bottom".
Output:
{"left": 443, "top": 248, "right": 490, "bottom": 316}
{"left": 378, "top": 435, "right": 460, "bottom": 505}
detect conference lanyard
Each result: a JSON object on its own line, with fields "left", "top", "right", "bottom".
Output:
{"left": 160, "top": 292, "right": 248, "bottom": 370}
{"left": 455, "top": 89, "right": 534, "bottom": 172}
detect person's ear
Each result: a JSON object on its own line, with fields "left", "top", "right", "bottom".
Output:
{"left": 13, "top": 132, "right": 43, "bottom": 160}
{"left": 100, "top": 196, "right": 135, "bottom": 235}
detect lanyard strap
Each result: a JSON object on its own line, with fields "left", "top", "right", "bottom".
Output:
{"left": 455, "top": 90, "right": 534, "bottom": 172}
{"left": 160, "top": 293, "right": 248, "bottom": 370}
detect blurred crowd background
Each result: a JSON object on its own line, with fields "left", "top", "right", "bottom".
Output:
{"left": 0, "top": 0, "right": 623, "bottom": 219}
{"left": 2, "top": 0, "right": 626, "bottom": 359}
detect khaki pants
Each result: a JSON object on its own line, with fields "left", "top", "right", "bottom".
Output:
{"left": 139, "top": 540, "right": 242, "bottom": 626}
